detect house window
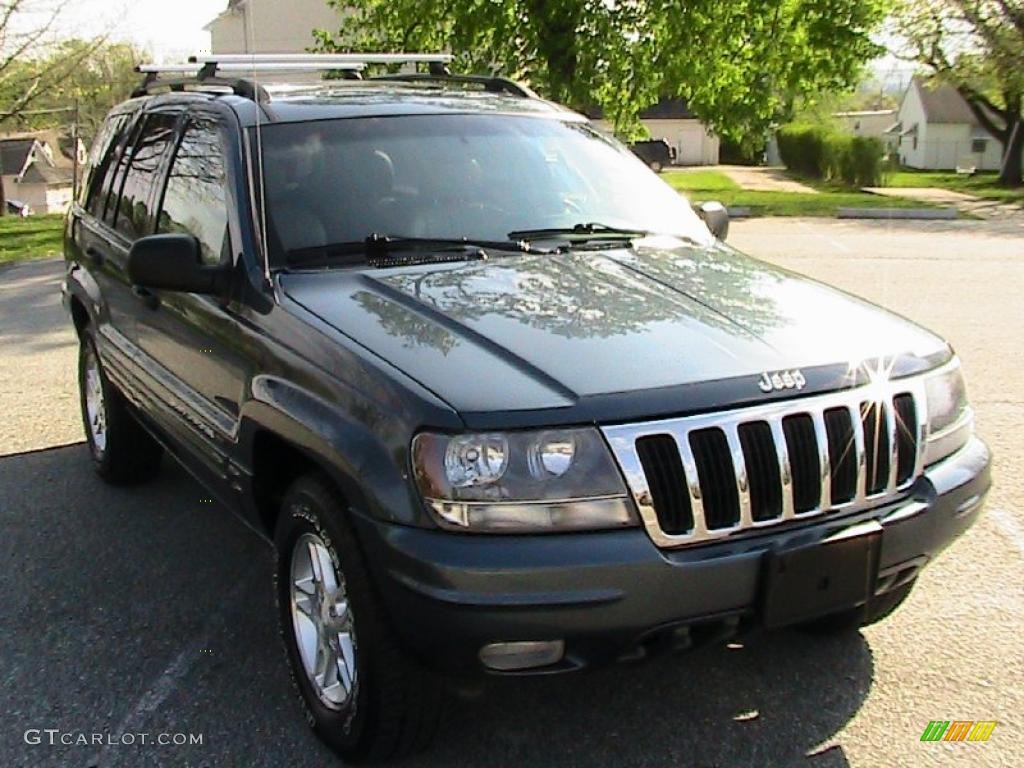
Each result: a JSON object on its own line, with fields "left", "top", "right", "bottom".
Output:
{"left": 971, "top": 138, "right": 987, "bottom": 154}
{"left": 913, "top": 136, "right": 918, "bottom": 150}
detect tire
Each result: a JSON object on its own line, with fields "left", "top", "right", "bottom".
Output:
{"left": 274, "top": 474, "right": 442, "bottom": 763}
{"left": 78, "top": 332, "right": 162, "bottom": 484}
{"left": 799, "top": 579, "right": 916, "bottom": 635}
{"left": 650, "top": 160, "right": 663, "bottom": 173}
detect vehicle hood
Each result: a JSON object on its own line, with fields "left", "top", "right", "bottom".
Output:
{"left": 280, "top": 241, "right": 948, "bottom": 422}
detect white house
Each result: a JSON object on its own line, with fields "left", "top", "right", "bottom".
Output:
{"left": 206, "top": 0, "right": 342, "bottom": 54}
{"left": 889, "top": 76, "right": 1002, "bottom": 171}
{"left": 591, "top": 99, "right": 720, "bottom": 166}
{"left": 0, "top": 132, "right": 77, "bottom": 214}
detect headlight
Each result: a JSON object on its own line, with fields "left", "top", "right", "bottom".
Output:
{"left": 411, "top": 427, "right": 637, "bottom": 532}
{"left": 922, "top": 360, "right": 973, "bottom": 466}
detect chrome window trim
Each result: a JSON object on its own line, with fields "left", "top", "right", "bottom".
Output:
{"left": 601, "top": 376, "right": 928, "bottom": 549}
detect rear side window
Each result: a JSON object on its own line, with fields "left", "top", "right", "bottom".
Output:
{"left": 85, "top": 113, "right": 131, "bottom": 217}
{"left": 113, "top": 113, "right": 179, "bottom": 240}
{"left": 157, "top": 116, "right": 229, "bottom": 266}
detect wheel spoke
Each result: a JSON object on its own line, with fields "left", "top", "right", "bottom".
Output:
{"left": 311, "top": 543, "right": 339, "bottom": 593}
{"left": 338, "top": 632, "right": 356, "bottom": 691}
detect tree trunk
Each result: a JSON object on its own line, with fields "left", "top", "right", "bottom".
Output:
{"left": 0, "top": 153, "right": 6, "bottom": 217}
{"left": 999, "top": 115, "right": 1023, "bottom": 187}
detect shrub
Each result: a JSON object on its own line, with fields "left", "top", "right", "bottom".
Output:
{"left": 777, "top": 124, "right": 884, "bottom": 188}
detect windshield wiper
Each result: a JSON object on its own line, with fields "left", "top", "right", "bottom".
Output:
{"left": 507, "top": 223, "right": 703, "bottom": 250}
{"left": 508, "top": 222, "right": 652, "bottom": 242}
{"left": 286, "top": 233, "right": 540, "bottom": 268}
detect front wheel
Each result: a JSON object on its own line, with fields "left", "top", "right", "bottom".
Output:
{"left": 78, "top": 333, "right": 162, "bottom": 484}
{"left": 274, "top": 474, "right": 442, "bottom": 763}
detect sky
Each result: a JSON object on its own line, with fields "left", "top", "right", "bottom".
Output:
{"left": 48, "top": 0, "right": 224, "bottom": 61}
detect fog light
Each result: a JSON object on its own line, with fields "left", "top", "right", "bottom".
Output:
{"left": 479, "top": 640, "right": 564, "bottom": 671}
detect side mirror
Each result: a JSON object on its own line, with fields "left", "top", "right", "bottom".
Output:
{"left": 697, "top": 201, "right": 730, "bottom": 241}
{"left": 128, "top": 234, "right": 228, "bottom": 295}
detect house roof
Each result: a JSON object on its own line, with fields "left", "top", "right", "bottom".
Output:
{"left": 0, "top": 138, "right": 35, "bottom": 176}
{"left": 912, "top": 76, "right": 977, "bottom": 125}
{"left": 21, "top": 161, "right": 72, "bottom": 185}
{"left": 0, "top": 129, "right": 77, "bottom": 168}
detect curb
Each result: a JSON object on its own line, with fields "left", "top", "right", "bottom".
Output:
{"left": 836, "top": 207, "right": 958, "bottom": 220}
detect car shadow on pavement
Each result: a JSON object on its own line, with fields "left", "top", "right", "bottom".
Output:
{"left": 0, "top": 443, "right": 870, "bottom": 768}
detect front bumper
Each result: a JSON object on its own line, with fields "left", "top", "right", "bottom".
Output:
{"left": 354, "top": 437, "right": 990, "bottom": 676}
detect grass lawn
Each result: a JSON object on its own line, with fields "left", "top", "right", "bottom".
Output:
{"left": 885, "top": 170, "right": 1024, "bottom": 205}
{"left": 663, "top": 170, "right": 936, "bottom": 217}
{"left": 0, "top": 214, "right": 65, "bottom": 265}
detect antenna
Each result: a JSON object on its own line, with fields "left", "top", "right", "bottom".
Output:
{"left": 241, "top": 14, "right": 271, "bottom": 287}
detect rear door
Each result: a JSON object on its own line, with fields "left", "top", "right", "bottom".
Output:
{"left": 75, "top": 110, "right": 181, "bottom": 356}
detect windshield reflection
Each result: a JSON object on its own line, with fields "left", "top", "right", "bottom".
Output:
{"left": 256, "top": 114, "right": 714, "bottom": 263}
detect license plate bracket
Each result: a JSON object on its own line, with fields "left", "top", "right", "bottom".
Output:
{"left": 761, "top": 520, "right": 882, "bottom": 629}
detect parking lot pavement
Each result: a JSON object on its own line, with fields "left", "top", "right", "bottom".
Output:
{"left": 1, "top": 217, "right": 1021, "bottom": 767}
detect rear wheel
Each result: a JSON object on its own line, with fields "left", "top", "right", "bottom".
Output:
{"left": 274, "top": 474, "right": 442, "bottom": 763}
{"left": 800, "top": 579, "right": 916, "bottom": 634}
{"left": 78, "top": 333, "right": 162, "bottom": 484}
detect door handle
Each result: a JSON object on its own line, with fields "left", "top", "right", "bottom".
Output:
{"left": 132, "top": 285, "right": 160, "bottom": 310}
{"left": 85, "top": 246, "right": 105, "bottom": 267}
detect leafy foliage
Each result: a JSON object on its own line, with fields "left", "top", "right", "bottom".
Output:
{"left": 314, "top": 0, "right": 887, "bottom": 148}
{"left": 0, "top": 40, "right": 143, "bottom": 142}
{"left": 777, "top": 124, "right": 885, "bottom": 186}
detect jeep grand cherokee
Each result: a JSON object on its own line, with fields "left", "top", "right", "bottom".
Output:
{"left": 62, "top": 56, "right": 991, "bottom": 763}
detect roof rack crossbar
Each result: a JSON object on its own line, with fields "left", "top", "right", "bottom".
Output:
{"left": 188, "top": 53, "right": 453, "bottom": 66}
{"left": 137, "top": 62, "right": 365, "bottom": 75}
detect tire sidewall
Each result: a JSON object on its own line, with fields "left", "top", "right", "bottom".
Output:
{"left": 274, "top": 481, "right": 369, "bottom": 752}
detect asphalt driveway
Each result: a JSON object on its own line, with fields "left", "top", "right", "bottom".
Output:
{"left": 1, "top": 217, "right": 1021, "bottom": 767}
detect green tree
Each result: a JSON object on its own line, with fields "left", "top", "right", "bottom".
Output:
{"left": 893, "top": 0, "right": 1024, "bottom": 186}
{"left": 4, "top": 40, "right": 143, "bottom": 140}
{"left": 314, "top": 0, "right": 887, "bottom": 148}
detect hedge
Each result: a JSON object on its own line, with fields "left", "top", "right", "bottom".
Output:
{"left": 777, "top": 124, "right": 885, "bottom": 188}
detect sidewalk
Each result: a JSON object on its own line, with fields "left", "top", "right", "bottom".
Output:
{"left": 717, "top": 165, "right": 818, "bottom": 194}
{"left": 864, "top": 186, "right": 1024, "bottom": 223}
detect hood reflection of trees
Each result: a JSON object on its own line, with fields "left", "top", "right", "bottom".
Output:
{"left": 354, "top": 243, "right": 789, "bottom": 351}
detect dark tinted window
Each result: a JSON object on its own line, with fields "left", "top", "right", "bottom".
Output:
{"left": 113, "top": 113, "right": 179, "bottom": 240}
{"left": 157, "top": 117, "right": 229, "bottom": 265}
{"left": 85, "top": 113, "right": 131, "bottom": 217}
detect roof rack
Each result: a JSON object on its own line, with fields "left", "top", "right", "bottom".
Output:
{"left": 133, "top": 53, "right": 536, "bottom": 102}
{"left": 133, "top": 60, "right": 367, "bottom": 100}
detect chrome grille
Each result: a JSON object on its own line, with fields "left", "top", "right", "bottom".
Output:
{"left": 602, "top": 382, "right": 925, "bottom": 548}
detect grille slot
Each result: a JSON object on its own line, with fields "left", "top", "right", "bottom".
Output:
{"left": 824, "top": 407, "right": 857, "bottom": 504}
{"left": 635, "top": 435, "right": 693, "bottom": 534}
{"left": 782, "top": 414, "right": 821, "bottom": 513}
{"left": 689, "top": 428, "right": 740, "bottom": 529}
{"left": 861, "top": 401, "right": 890, "bottom": 495}
{"left": 739, "top": 421, "right": 782, "bottom": 522}
{"left": 893, "top": 394, "right": 917, "bottom": 485}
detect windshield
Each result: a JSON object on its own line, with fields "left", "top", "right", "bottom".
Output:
{"left": 254, "top": 114, "right": 713, "bottom": 264}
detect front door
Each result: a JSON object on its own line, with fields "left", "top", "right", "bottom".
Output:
{"left": 133, "top": 112, "right": 249, "bottom": 488}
